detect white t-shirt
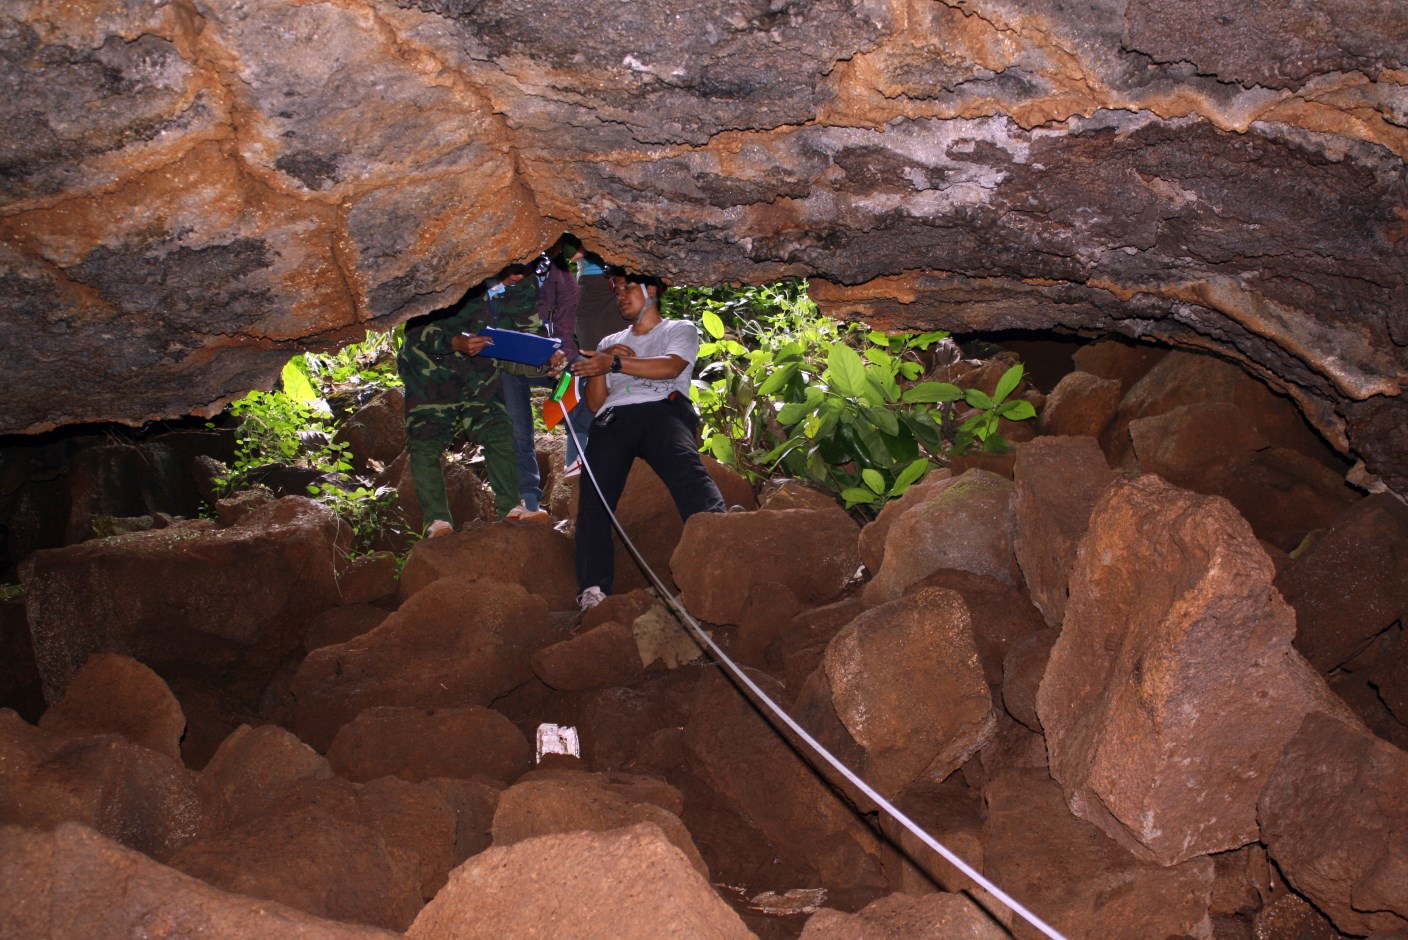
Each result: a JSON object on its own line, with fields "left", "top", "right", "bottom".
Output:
{"left": 596, "top": 318, "right": 699, "bottom": 410}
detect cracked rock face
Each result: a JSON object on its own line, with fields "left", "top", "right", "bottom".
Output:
{"left": 2, "top": 0, "right": 1405, "bottom": 487}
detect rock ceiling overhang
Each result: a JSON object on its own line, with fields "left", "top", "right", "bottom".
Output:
{"left": 2, "top": 0, "right": 1405, "bottom": 487}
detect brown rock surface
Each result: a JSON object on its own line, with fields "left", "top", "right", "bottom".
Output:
{"left": 0, "top": 822, "right": 400, "bottom": 940}
{"left": 397, "top": 523, "right": 577, "bottom": 610}
{"left": 326, "top": 705, "right": 532, "bottom": 785}
{"left": 857, "top": 472, "right": 954, "bottom": 575}
{"left": 799, "top": 891, "right": 1009, "bottom": 939}
{"left": 167, "top": 776, "right": 438, "bottom": 931}
{"left": 611, "top": 456, "right": 757, "bottom": 595}
{"left": 37, "top": 653, "right": 185, "bottom": 760}
{"left": 1259, "top": 712, "right": 1408, "bottom": 937}
{"left": 491, "top": 772, "right": 707, "bottom": 877}
{"left": 983, "top": 768, "right": 1215, "bottom": 940}
{"left": 1037, "top": 474, "right": 1357, "bottom": 866}
{"left": 683, "top": 667, "right": 889, "bottom": 903}
{"left": 824, "top": 587, "right": 996, "bottom": 795}
{"left": 201, "top": 722, "right": 333, "bottom": 824}
{"left": 672, "top": 507, "right": 861, "bottom": 626}
{"left": 289, "top": 578, "right": 550, "bottom": 751}
{"left": 335, "top": 551, "right": 400, "bottom": 606}
{"left": 20, "top": 496, "right": 342, "bottom": 699}
{"left": 531, "top": 620, "right": 645, "bottom": 691}
{"left": 1275, "top": 493, "right": 1408, "bottom": 673}
{"left": 1215, "top": 448, "right": 1360, "bottom": 554}
{"left": 407, "top": 823, "right": 755, "bottom": 940}
{"left": 863, "top": 469, "right": 1017, "bottom": 604}
{"left": 332, "top": 389, "right": 407, "bottom": 475}
{"left": 1013, "top": 436, "right": 1116, "bottom": 628}
{"left": 1037, "top": 370, "right": 1123, "bottom": 439}
{"left": 0, "top": 709, "right": 215, "bottom": 861}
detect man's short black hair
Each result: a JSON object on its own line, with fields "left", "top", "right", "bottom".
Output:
{"left": 616, "top": 272, "right": 666, "bottom": 293}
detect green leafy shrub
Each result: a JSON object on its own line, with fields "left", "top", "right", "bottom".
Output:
{"left": 215, "top": 331, "right": 409, "bottom": 555}
{"left": 667, "top": 281, "right": 1036, "bottom": 513}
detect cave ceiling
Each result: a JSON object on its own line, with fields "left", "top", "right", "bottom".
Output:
{"left": 1, "top": 0, "right": 1406, "bottom": 488}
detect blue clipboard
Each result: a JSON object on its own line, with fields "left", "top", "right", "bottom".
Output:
{"left": 473, "top": 327, "right": 562, "bottom": 367}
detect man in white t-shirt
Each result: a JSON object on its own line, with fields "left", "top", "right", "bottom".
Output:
{"left": 568, "top": 273, "right": 725, "bottom": 610}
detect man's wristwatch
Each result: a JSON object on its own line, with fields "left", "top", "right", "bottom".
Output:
{"left": 610, "top": 355, "right": 623, "bottom": 374}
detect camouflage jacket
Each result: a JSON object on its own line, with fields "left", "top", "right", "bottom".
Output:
{"left": 398, "top": 278, "right": 548, "bottom": 402}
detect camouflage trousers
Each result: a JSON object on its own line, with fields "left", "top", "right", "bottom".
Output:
{"left": 404, "top": 380, "right": 519, "bottom": 525}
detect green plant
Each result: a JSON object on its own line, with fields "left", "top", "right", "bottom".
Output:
{"left": 301, "top": 327, "right": 404, "bottom": 394}
{"left": 668, "top": 280, "right": 1037, "bottom": 515}
{"left": 306, "top": 482, "right": 404, "bottom": 556}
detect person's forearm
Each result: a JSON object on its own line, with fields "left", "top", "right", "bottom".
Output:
{"left": 615, "top": 354, "right": 688, "bottom": 380}
{"left": 585, "top": 374, "right": 608, "bottom": 412}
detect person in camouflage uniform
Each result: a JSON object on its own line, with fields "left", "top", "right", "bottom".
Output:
{"left": 398, "top": 268, "right": 543, "bottom": 532}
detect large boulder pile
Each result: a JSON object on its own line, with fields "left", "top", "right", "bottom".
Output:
{"left": 2, "top": 343, "right": 1406, "bottom": 938}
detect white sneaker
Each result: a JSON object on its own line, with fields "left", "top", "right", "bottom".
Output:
{"left": 577, "top": 586, "right": 606, "bottom": 611}
{"left": 426, "top": 519, "right": 454, "bottom": 538}
{"left": 505, "top": 503, "right": 550, "bottom": 523}
{"left": 563, "top": 455, "right": 583, "bottom": 479}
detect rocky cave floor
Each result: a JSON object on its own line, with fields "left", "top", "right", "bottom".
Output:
{"left": 2, "top": 337, "right": 1407, "bottom": 939}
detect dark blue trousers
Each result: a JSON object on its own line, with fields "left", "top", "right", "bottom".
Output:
{"left": 575, "top": 397, "right": 726, "bottom": 594}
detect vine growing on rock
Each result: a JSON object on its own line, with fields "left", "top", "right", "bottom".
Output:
{"left": 666, "top": 281, "right": 1036, "bottom": 512}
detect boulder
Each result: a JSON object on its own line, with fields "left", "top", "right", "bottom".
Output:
{"left": 671, "top": 507, "right": 861, "bottom": 627}
{"left": 758, "top": 478, "right": 842, "bottom": 512}
{"left": 326, "top": 705, "right": 533, "bottom": 785}
{"left": 1013, "top": 435, "right": 1116, "bottom": 627}
{"left": 1103, "top": 350, "right": 1334, "bottom": 470}
{"left": 983, "top": 768, "right": 1215, "bottom": 940}
{"left": 304, "top": 603, "right": 391, "bottom": 651}
{"left": 683, "top": 667, "right": 889, "bottom": 903}
{"left": 1037, "top": 370, "right": 1123, "bottom": 439}
{"left": 397, "top": 523, "right": 577, "bottom": 610}
{"left": 37, "top": 652, "right": 185, "bottom": 760}
{"left": 167, "top": 777, "right": 437, "bottom": 930}
{"left": 1037, "top": 474, "right": 1359, "bottom": 865}
{"left": 1070, "top": 340, "right": 1168, "bottom": 394}
{"left": 608, "top": 455, "right": 757, "bottom": 595}
{"left": 904, "top": 568, "right": 1047, "bottom": 687}
{"left": 1215, "top": 447, "right": 1360, "bottom": 553}
{"left": 421, "top": 776, "right": 502, "bottom": 866}
{"left": 731, "top": 579, "right": 804, "bottom": 672}
{"left": 863, "top": 469, "right": 1017, "bottom": 605}
{"left": 1129, "top": 401, "right": 1270, "bottom": 491}
{"left": 202, "top": 723, "right": 333, "bottom": 824}
{"left": 491, "top": 771, "right": 707, "bottom": 877}
{"left": 878, "top": 774, "right": 987, "bottom": 897}
{"left": 1259, "top": 712, "right": 1408, "bottom": 937}
{"left": 1275, "top": 493, "right": 1408, "bottom": 673}
{"left": 0, "top": 709, "right": 215, "bottom": 861}
{"left": 407, "top": 823, "right": 755, "bottom": 940}
{"left": 857, "top": 472, "right": 954, "bottom": 575}
{"left": 332, "top": 388, "right": 406, "bottom": 474}
{"left": 21, "top": 496, "right": 342, "bottom": 699}
{"left": 1001, "top": 627, "right": 1058, "bottom": 732}
{"left": 0, "top": 597, "right": 43, "bottom": 724}
{"left": 0, "top": 822, "right": 400, "bottom": 940}
{"left": 1252, "top": 894, "right": 1344, "bottom": 939}
{"left": 799, "top": 891, "right": 1008, "bottom": 939}
{"left": 289, "top": 578, "right": 551, "bottom": 751}
{"left": 61, "top": 440, "right": 206, "bottom": 545}
{"left": 335, "top": 550, "right": 400, "bottom": 606}
{"left": 357, "top": 775, "right": 460, "bottom": 899}
{"left": 824, "top": 587, "right": 996, "bottom": 795}
{"left": 531, "top": 621, "right": 645, "bottom": 691}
